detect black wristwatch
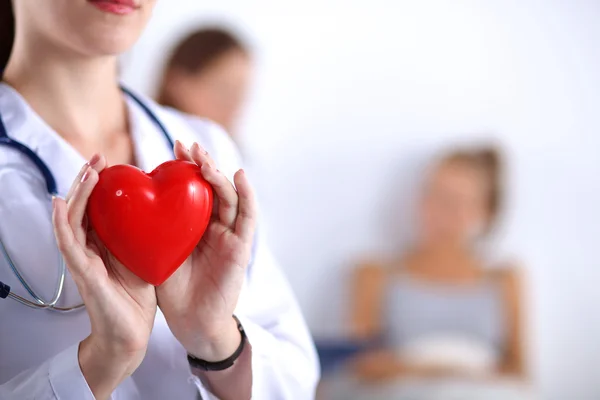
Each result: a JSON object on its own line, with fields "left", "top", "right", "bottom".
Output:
{"left": 187, "top": 316, "right": 247, "bottom": 371}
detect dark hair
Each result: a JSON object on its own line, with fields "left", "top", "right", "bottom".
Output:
{"left": 441, "top": 146, "right": 503, "bottom": 232}
{"left": 157, "top": 27, "right": 248, "bottom": 108}
{"left": 0, "top": 0, "right": 15, "bottom": 72}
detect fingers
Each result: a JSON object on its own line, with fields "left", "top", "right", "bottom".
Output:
{"left": 174, "top": 140, "right": 193, "bottom": 162}
{"left": 189, "top": 142, "right": 216, "bottom": 169}
{"left": 233, "top": 169, "right": 257, "bottom": 241}
{"left": 54, "top": 155, "right": 107, "bottom": 285}
{"left": 175, "top": 141, "right": 215, "bottom": 169}
{"left": 68, "top": 166, "right": 100, "bottom": 245}
{"left": 201, "top": 162, "right": 239, "bottom": 227}
{"left": 52, "top": 197, "right": 89, "bottom": 280}
{"left": 184, "top": 142, "right": 238, "bottom": 227}
{"left": 66, "top": 154, "right": 107, "bottom": 203}
{"left": 177, "top": 142, "right": 253, "bottom": 232}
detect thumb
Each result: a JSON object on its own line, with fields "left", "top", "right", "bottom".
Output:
{"left": 92, "top": 236, "right": 153, "bottom": 291}
{"left": 52, "top": 196, "right": 95, "bottom": 283}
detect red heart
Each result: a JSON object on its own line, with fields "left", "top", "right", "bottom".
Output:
{"left": 87, "top": 160, "right": 213, "bottom": 286}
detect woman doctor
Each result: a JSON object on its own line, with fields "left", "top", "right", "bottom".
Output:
{"left": 0, "top": 1, "right": 319, "bottom": 399}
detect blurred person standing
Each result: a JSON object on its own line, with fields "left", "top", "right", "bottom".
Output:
{"left": 325, "top": 147, "right": 532, "bottom": 400}
{"left": 157, "top": 27, "right": 252, "bottom": 142}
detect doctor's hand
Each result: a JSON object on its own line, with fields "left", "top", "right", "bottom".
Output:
{"left": 52, "top": 155, "right": 157, "bottom": 400}
{"left": 156, "top": 141, "right": 257, "bottom": 362}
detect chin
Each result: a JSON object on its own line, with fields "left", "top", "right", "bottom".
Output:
{"left": 70, "top": 12, "right": 149, "bottom": 56}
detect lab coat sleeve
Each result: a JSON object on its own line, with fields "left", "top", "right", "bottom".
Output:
{"left": 0, "top": 343, "right": 96, "bottom": 400}
{"left": 240, "top": 243, "right": 321, "bottom": 399}
{"left": 183, "top": 120, "right": 321, "bottom": 399}
{"left": 192, "top": 239, "right": 321, "bottom": 400}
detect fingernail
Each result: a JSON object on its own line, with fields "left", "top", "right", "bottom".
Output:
{"left": 51, "top": 195, "right": 57, "bottom": 209}
{"left": 87, "top": 154, "right": 100, "bottom": 167}
{"left": 81, "top": 167, "right": 91, "bottom": 182}
{"left": 192, "top": 142, "right": 207, "bottom": 155}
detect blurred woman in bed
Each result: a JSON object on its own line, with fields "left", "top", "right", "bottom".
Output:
{"left": 333, "top": 147, "right": 532, "bottom": 400}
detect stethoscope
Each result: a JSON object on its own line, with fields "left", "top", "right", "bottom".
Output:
{"left": 0, "top": 86, "right": 256, "bottom": 312}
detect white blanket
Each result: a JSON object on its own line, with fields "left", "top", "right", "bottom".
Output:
{"left": 321, "top": 375, "right": 535, "bottom": 400}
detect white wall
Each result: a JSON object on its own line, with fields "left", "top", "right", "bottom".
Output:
{"left": 122, "top": 1, "right": 600, "bottom": 399}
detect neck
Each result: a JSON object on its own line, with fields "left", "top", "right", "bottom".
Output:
{"left": 3, "top": 33, "right": 127, "bottom": 143}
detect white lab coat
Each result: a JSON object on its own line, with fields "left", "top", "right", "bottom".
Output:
{"left": 0, "top": 83, "right": 320, "bottom": 400}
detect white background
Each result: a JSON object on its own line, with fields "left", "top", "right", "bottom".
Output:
{"left": 122, "top": 1, "right": 600, "bottom": 399}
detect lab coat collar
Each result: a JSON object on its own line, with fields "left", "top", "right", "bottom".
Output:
{"left": 0, "top": 83, "right": 175, "bottom": 197}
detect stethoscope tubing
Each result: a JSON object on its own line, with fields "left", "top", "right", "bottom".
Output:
{"left": 0, "top": 87, "right": 173, "bottom": 312}
{"left": 0, "top": 86, "right": 258, "bottom": 312}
